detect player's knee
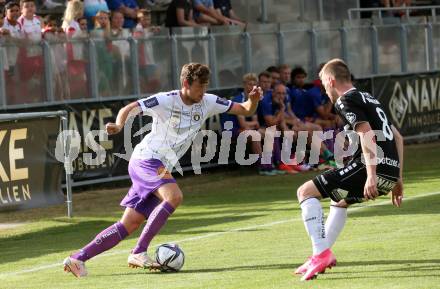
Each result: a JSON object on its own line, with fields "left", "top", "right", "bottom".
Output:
{"left": 297, "top": 184, "right": 307, "bottom": 202}
{"left": 167, "top": 191, "right": 183, "bottom": 208}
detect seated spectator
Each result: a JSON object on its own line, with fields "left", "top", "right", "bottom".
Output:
{"left": 278, "top": 64, "right": 291, "bottom": 86}
{"left": 193, "top": 0, "right": 228, "bottom": 25}
{"left": 165, "top": 0, "right": 198, "bottom": 27}
{"left": 231, "top": 73, "right": 274, "bottom": 175}
{"left": 260, "top": 82, "right": 298, "bottom": 174}
{"left": 213, "top": 0, "right": 245, "bottom": 27}
{"left": 266, "top": 66, "right": 280, "bottom": 88}
{"left": 134, "top": 9, "right": 161, "bottom": 93}
{"left": 107, "top": 0, "right": 139, "bottom": 29}
{"left": 84, "top": 0, "right": 109, "bottom": 30}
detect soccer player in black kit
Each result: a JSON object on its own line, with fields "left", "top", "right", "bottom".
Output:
{"left": 294, "top": 59, "right": 404, "bottom": 281}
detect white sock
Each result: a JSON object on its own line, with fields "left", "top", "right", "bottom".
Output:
{"left": 300, "top": 198, "right": 328, "bottom": 255}
{"left": 325, "top": 206, "right": 347, "bottom": 248}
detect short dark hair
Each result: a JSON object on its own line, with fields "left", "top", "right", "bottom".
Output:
{"left": 180, "top": 63, "right": 210, "bottom": 86}
{"left": 5, "top": 1, "right": 19, "bottom": 10}
{"left": 44, "top": 14, "right": 58, "bottom": 25}
{"left": 258, "top": 71, "right": 271, "bottom": 80}
{"left": 266, "top": 66, "right": 280, "bottom": 73}
{"left": 291, "top": 66, "right": 307, "bottom": 79}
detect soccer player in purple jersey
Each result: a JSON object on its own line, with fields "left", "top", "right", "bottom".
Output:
{"left": 63, "top": 63, "right": 263, "bottom": 277}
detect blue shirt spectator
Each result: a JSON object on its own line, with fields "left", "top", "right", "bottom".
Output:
{"left": 107, "top": 0, "right": 139, "bottom": 29}
{"left": 193, "top": 0, "right": 213, "bottom": 18}
{"left": 84, "top": 0, "right": 109, "bottom": 29}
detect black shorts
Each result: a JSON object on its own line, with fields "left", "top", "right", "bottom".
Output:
{"left": 312, "top": 159, "right": 399, "bottom": 204}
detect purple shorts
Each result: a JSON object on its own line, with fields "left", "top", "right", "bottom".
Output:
{"left": 120, "top": 158, "right": 176, "bottom": 218}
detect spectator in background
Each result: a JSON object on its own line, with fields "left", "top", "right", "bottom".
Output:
{"left": 62, "top": 0, "right": 84, "bottom": 37}
{"left": 266, "top": 66, "right": 280, "bottom": 88}
{"left": 193, "top": 0, "right": 228, "bottom": 25}
{"left": 110, "top": 10, "right": 131, "bottom": 94}
{"left": 260, "top": 82, "right": 298, "bottom": 174}
{"left": 42, "top": 14, "right": 69, "bottom": 100}
{"left": 84, "top": 0, "right": 109, "bottom": 30}
{"left": 278, "top": 64, "right": 291, "bottom": 86}
{"left": 2, "top": 1, "right": 22, "bottom": 104}
{"left": 134, "top": 9, "right": 161, "bottom": 93}
{"left": 165, "top": 0, "right": 198, "bottom": 27}
{"left": 107, "top": 0, "right": 140, "bottom": 29}
{"left": 91, "top": 10, "right": 113, "bottom": 96}
{"left": 78, "top": 17, "right": 88, "bottom": 32}
{"left": 213, "top": 0, "right": 245, "bottom": 27}
{"left": 17, "top": 0, "right": 44, "bottom": 103}
{"left": 63, "top": 0, "right": 88, "bottom": 99}
{"left": 231, "top": 73, "right": 273, "bottom": 175}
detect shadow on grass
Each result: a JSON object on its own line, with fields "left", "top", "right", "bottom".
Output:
{"left": 349, "top": 194, "right": 440, "bottom": 218}
{"left": 98, "top": 258, "right": 440, "bottom": 276}
{"left": 0, "top": 213, "right": 264, "bottom": 265}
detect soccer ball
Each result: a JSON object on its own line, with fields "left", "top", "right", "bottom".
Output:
{"left": 155, "top": 243, "right": 185, "bottom": 272}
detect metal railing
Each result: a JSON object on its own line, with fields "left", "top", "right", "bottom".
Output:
{"left": 348, "top": 5, "right": 440, "bottom": 21}
{"left": 0, "top": 19, "right": 439, "bottom": 109}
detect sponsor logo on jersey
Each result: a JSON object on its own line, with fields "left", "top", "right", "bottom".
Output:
{"left": 377, "top": 176, "right": 396, "bottom": 192}
{"left": 345, "top": 112, "right": 357, "bottom": 124}
{"left": 216, "top": 97, "right": 230, "bottom": 106}
{"left": 144, "top": 97, "right": 159, "bottom": 108}
{"left": 377, "top": 157, "right": 400, "bottom": 168}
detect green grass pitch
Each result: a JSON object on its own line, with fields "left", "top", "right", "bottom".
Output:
{"left": 0, "top": 142, "right": 439, "bottom": 289}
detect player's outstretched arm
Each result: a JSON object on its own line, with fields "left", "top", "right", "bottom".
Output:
{"left": 355, "top": 121, "right": 379, "bottom": 200}
{"left": 106, "top": 101, "right": 142, "bottom": 135}
{"left": 228, "top": 86, "right": 263, "bottom": 117}
{"left": 391, "top": 125, "right": 404, "bottom": 207}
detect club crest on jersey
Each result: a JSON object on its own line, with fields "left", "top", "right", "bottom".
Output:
{"left": 345, "top": 112, "right": 357, "bottom": 124}
{"left": 192, "top": 112, "right": 201, "bottom": 121}
{"left": 216, "top": 97, "right": 229, "bottom": 106}
{"left": 143, "top": 97, "right": 159, "bottom": 108}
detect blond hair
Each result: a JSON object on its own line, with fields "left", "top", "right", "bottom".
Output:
{"left": 62, "top": 0, "right": 84, "bottom": 31}
{"left": 319, "top": 58, "right": 351, "bottom": 83}
{"left": 242, "top": 73, "right": 258, "bottom": 83}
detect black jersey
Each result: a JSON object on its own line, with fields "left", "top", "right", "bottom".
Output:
{"left": 335, "top": 88, "right": 400, "bottom": 178}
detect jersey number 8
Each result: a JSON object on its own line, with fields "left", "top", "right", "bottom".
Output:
{"left": 376, "top": 107, "right": 394, "bottom": 141}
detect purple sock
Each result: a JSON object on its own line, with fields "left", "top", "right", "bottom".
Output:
{"left": 132, "top": 201, "right": 175, "bottom": 254}
{"left": 72, "top": 221, "right": 129, "bottom": 262}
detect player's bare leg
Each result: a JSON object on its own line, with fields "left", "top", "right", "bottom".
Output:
{"left": 295, "top": 181, "right": 336, "bottom": 280}
{"left": 129, "top": 183, "right": 182, "bottom": 270}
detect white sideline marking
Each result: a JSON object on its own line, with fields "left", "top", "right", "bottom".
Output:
{"left": 1, "top": 191, "right": 439, "bottom": 278}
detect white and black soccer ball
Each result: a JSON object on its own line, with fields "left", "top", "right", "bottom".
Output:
{"left": 155, "top": 243, "right": 185, "bottom": 272}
